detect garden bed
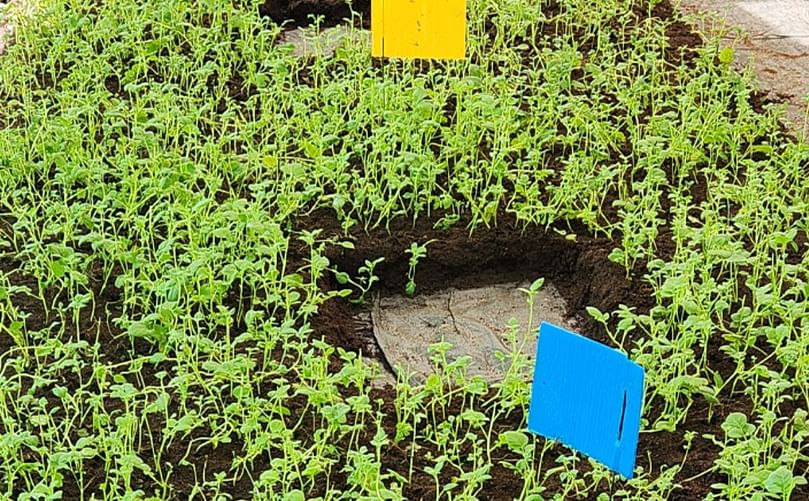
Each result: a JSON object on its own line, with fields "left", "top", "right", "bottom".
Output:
{"left": 0, "top": 0, "right": 807, "bottom": 499}
{"left": 1, "top": 209, "right": 777, "bottom": 499}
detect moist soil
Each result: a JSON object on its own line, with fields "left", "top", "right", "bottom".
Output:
{"left": 4, "top": 207, "right": 792, "bottom": 500}
{"left": 0, "top": 211, "right": 736, "bottom": 500}
{"left": 260, "top": 0, "right": 371, "bottom": 29}
{"left": 308, "top": 212, "right": 650, "bottom": 358}
{"left": 2, "top": 0, "right": 807, "bottom": 500}
{"left": 304, "top": 210, "right": 768, "bottom": 501}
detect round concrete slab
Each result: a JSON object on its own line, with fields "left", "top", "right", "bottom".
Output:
{"left": 370, "top": 281, "right": 577, "bottom": 384}
{"left": 279, "top": 25, "right": 369, "bottom": 57}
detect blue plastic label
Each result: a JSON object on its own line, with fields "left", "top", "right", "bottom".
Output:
{"left": 527, "top": 322, "right": 645, "bottom": 478}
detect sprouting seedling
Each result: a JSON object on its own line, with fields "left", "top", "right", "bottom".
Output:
{"left": 405, "top": 239, "right": 436, "bottom": 296}
{"left": 333, "top": 257, "right": 385, "bottom": 304}
{"left": 516, "top": 277, "right": 546, "bottom": 352}
{"left": 518, "top": 277, "right": 545, "bottom": 304}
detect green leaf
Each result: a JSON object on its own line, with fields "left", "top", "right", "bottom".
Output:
{"left": 764, "top": 466, "right": 794, "bottom": 495}
{"left": 721, "top": 412, "right": 755, "bottom": 439}
{"left": 499, "top": 430, "right": 529, "bottom": 452}
{"left": 607, "top": 247, "right": 625, "bottom": 265}
{"left": 586, "top": 306, "right": 609, "bottom": 324}
{"left": 719, "top": 47, "right": 734, "bottom": 65}
{"left": 117, "top": 453, "right": 152, "bottom": 476}
{"left": 743, "top": 469, "right": 770, "bottom": 487}
{"left": 302, "top": 140, "right": 320, "bottom": 159}
{"left": 254, "top": 73, "right": 269, "bottom": 89}
{"left": 712, "top": 372, "right": 724, "bottom": 390}
{"left": 169, "top": 412, "right": 200, "bottom": 434}
{"left": 50, "top": 259, "right": 66, "bottom": 278}
{"left": 128, "top": 321, "right": 152, "bottom": 339}
{"left": 460, "top": 409, "right": 487, "bottom": 427}
{"left": 283, "top": 490, "right": 305, "bottom": 501}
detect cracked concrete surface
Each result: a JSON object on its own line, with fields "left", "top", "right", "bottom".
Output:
{"left": 280, "top": 25, "right": 369, "bottom": 57}
{"left": 675, "top": 0, "right": 809, "bottom": 140}
{"left": 371, "top": 282, "right": 576, "bottom": 384}
{"left": 0, "top": 0, "right": 34, "bottom": 55}
{"left": 0, "top": 1, "right": 14, "bottom": 55}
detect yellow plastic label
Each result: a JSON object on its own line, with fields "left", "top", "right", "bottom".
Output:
{"left": 372, "top": 0, "right": 466, "bottom": 60}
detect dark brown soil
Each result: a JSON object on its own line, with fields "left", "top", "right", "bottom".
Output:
{"left": 309, "top": 211, "right": 651, "bottom": 357}
{"left": 260, "top": 0, "right": 371, "bottom": 28}
{"left": 5, "top": 206, "right": 803, "bottom": 499}
{"left": 302, "top": 208, "right": 764, "bottom": 500}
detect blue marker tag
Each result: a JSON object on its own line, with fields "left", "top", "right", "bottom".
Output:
{"left": 527, "top": 322, "right": 645, "bottom": 478}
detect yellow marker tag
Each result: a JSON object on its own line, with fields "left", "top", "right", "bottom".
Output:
{"left": 372, "top": 0, "right": 466, "bottom": 60}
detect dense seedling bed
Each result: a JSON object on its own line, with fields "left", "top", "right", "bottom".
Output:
{"left": 0, "top": 0, "right": 808, "bottom": 499}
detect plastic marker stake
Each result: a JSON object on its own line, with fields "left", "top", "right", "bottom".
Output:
{"left": 527, "top": 322, "right": 645, "bottom": 478}
{"left": 371, "top": 0, "right": 466, "bottom": 59}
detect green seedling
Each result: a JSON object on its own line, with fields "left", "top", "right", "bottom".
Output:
{"left": 405, "top": 240, "right": 436, "bottom": 296}
{"left": 333, "top": 257, "right": 385, "bottom": 304}
{"left": 0, "top": 0, "right": 807, "bottom": 499}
